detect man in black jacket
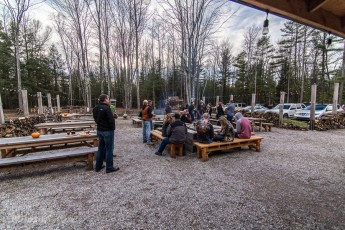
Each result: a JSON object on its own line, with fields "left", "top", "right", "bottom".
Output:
{"left": 155, "top": 113, "right": 187, "bottom": 156}
{"left": 93, "top": 94, "right": 119, "bottom": 173}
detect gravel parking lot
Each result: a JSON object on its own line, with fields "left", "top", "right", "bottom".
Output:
{"left": 1, "top": 118, "right": 344, "bottom": 229}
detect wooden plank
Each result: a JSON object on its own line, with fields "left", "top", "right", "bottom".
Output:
{"left": 231, "top": 0, "right": 345, "bottom": 38}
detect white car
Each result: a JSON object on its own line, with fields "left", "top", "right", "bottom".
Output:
{"left": 242, "top": 105, "right": 269, "bottom": 113}
{"left": 265, "top": 103, "right": 305, "bottom": 118}
{"left": 294, "top": 104, "right": 343, "bottom": 120}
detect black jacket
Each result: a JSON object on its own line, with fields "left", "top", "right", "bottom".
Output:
{"left": 93, "top": 102, "right": 115, "bottom": 131}
{"left": 167, "top": 119, "right": 187, "bottom": 144}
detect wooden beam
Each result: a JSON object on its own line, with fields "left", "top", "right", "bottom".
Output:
{"left": 230, "top": 0, "right": 345, "bottom": 38}
{"left": 308, "top": 0, "right": 331, "bottom": 13}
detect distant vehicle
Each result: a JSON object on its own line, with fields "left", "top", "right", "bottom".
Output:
{"left": 265, "top": 103, "right": 305, "bottom": 118}
{"left": 293, "top": 104, "right": 343, "bottom": 120}
{"left": 110, "top": 99, "right": 116, "bottom": 106}
{"left": 242, "top": 105, "right": 269, "bottom": 113}
{"left": 224, "top": 103, "right": 246, "bottom": 111}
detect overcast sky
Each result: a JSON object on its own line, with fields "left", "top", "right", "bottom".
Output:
{"left": 27, "top": 0, "right": 288, "bottom": 55}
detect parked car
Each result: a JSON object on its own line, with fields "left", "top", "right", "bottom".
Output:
{"left": 224, "top": 103, "right": 246, "bottom": 111}
{"left": 293, "top": 104, "right": 343, "bottom": 120}
{"left": 265, "top": 103, "right": 305, "bottom": 118}
{"left": 242, "top": 105, "right": 269, "bottom": 113}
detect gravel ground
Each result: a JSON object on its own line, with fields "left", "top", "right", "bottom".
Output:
{"left": 0, "top": 118, "right": 344, "bottom": 229}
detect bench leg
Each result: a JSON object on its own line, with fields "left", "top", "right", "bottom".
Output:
{"left": 256, "top": 141, "right": 261, "bottom": 152}
{"left": 170, "top": 145, "right": 176, "bottom": 158}
{"left": 201, "top": 149, "right": 208, "bottom": 162}
{"left": 197, "top": 148, "right": 202, "bottom": 158}
{"left": 87, "top": 153, "right": 94, "bottom": 170}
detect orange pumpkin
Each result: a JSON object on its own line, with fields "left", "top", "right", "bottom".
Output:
{"left": 31, "top": 132, "right": 40, "bottom": 138}
{"left": 63, "top": 113, "right": 68, "bottom": 117}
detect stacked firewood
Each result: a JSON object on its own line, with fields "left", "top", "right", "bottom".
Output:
{"left": 312, "top": 112, "right": 345, "bottom": 131}
{"left": 0, "top": 116, "right": 46, "bottom": 138}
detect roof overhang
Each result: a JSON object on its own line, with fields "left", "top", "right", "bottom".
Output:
{"left": 230, "top": 0, "right": 345, "bottom": 38}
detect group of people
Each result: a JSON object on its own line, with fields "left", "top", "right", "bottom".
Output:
{"left": 92, "top": 94, "right": 252, "bottom": 172}
{"left": 154, "top": 100, "right": 252, "bottom": 156}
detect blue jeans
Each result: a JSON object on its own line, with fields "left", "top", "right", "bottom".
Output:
{"left": 96, "top": 130, "right": 115, "bottom": 170}
{"left": 142, "top": 121, "right": 151, "bottom": 143}
{"left": 158, "top": 137, "right": 185, "bottom": 153}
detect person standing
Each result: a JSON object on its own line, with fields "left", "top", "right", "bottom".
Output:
{"left": 226, "top": 100, "right": 235, "bottom": 124}
{"left": 141, "top": 99, "right": 154, "bottom": 144}
{"left": 93, "top": 94, "right": 119, "bottom": 173}
{"left": 165, "top": 101, "right": 172, "bottom": 114}
{"left": 216, "top": 102, "right": 225, "bottom": 119}
{"left": 233, "top": 112, "right": 252, "bottom": 139}
{"left": 188, "top": 101, "right": 195, "bottom": 121}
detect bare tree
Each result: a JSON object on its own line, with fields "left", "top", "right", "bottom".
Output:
{"left": 158, "top": 0, "right": 236, "bottom": 104}
{"left": 2, "top": 0, "right": 44, "bottom": 109}
{"left": 48, "top": 0, "right": 92, "bottom": 107}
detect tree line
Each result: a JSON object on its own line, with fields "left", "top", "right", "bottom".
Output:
{"left": 0, "top": 0, "right": 344, "bottom": 110}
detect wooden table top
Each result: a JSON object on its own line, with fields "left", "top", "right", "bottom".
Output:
{"left": 0, "top": 133, "right": 98, "bottom": 150}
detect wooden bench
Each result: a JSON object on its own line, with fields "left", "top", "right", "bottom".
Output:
{"left": 132, "top": 118, "right": 142, "bottom": 128}
{"left": 253, "top": 122, "right": 274, "bottom": 132}
{"left": 50, "top": 126, "right": 92, "bottom": 134}
{"left": 0, "top": 147, "right": 98, "bottom": 172}
{"left": 150, "top": 130, "right": 183, "bottom": 158}
{"left": 194, "top": 136, "right": 263, "bottom": 162}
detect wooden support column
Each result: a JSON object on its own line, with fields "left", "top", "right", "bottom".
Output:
{"left": 310, "top": 84, "right": 317, "bottom": 130}
{"left": 37, "top": 92, "right": 43, "bottom": 114}
{"left": 56, "top": 95, "right": 61, "bottom": 113}
{"left": 0, "top": 94, "right": 5, "bottom": 124}
{"left": 47, "top": 93, "right": 54, "bottom": 114}
{"left": 251, "top": 93, "right": 256, "bottom": 113}
{"left": 21, "top": 90, "right": 29, "bottom": 117}
{"left": 333, "top": 83, "right": 339, "bottom": 114}
{"left": 279, "top": 92, "right": 285, "bottom": 127}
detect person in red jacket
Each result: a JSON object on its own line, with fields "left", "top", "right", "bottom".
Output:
{"left": 233, "top": 112, "right": 252, "bottom": 139}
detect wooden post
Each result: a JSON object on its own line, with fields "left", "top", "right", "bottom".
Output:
{"left": 37, "top": 92, "right": 43, "bottom": 114}
{"left": 251, "top": 93, "right": 256, "bottom": 113}
{"left": 21, "top": 90, "right": 29, "bottom": 116}
{"left": 47, "top": 93, "right": 53, "bottom": 114}
{"left": 333, "top": 83, "right": 339, "bottom": 114}
{"left": 279, "top": 92, "right": 285, "bottom": 127}
{"left": 230, "top": 94, "right": 233, "bottom": 102}
{"left": 0, "top": 94, "right": 5, "bottom": 124}
{"left": 216, "top": 96, "right": 219, "bottom": 106}
{"left": 56, "top": 95, "right": 61, "bottom": 113}
{"left": 310, "top": 84, "right": 317, "bottom": 130}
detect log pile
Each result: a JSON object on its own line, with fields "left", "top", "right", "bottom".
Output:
{"left": 0, "top": 116, "right": 45, "bottom": 138}
{"left": 312, "top": 112, "right": 345, "bottom": 131}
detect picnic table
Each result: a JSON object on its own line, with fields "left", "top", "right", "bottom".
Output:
{"left": 35, "top": 121, "right": 96, "bottom": 134}
{"left": 0, "top": 133, "right": 98, "bottom": 158}
{"left": 247, "top": 117, "right": 266, "bottom": 132}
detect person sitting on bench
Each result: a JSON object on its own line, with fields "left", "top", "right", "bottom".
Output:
{"left": 180, "top": 109, "right": 192, "bottom": 124}
{"left": 162, "top": 113, "right": 173, "bottom": 137}
{"left": 233, "top": 112, "right": 252, "bottom": 139}
{"left": 213, "top": 116, "right": 234, "bottom": 142}
{"left": 195, "top": 113, "right": 214, "bottom": 143}
{"left": 155, "top": 113, "right": 187, "bottom": 156}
